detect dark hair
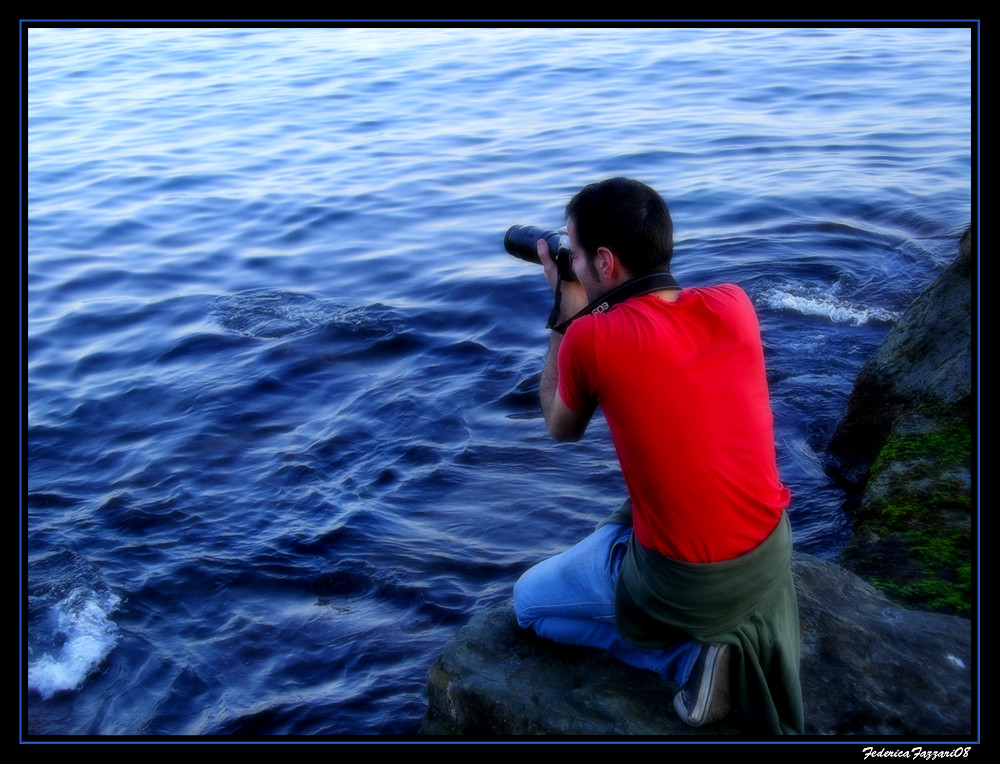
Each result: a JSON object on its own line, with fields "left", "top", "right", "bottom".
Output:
{"left": 565, "top": 177, "right": 673, "bottom": 276}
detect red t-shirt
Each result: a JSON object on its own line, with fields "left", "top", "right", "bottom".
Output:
{"left": 558, "top": 284, "right": 789, "bottom": 563}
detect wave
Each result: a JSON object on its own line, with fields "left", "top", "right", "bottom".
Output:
{"left": 759, "top": 286, "right": 900, "bottom": 326}
{"left": 210, "top": 290, "right": 401, "bottom": 340}
{"left": 27, "top": 553, "right": 121, "bottom": 700}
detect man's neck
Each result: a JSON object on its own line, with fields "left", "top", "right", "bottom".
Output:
{"left": 653, "top": 287, "right": 682, "bottom": 302}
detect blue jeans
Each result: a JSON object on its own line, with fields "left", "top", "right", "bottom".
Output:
{"left": 513, "top": 522, "right": 701, "bottom": 686}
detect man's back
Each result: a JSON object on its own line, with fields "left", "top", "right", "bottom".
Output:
{"left": 557, "top": 284, "right": 789, "bottom": 562}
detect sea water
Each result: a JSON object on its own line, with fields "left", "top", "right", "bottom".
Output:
{"left": 25, "top": 25, "right": 973, "bottom": 735}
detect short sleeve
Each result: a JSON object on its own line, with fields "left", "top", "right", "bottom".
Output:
{"left": 556, "top": 316, "right": 597, "bottom": 414}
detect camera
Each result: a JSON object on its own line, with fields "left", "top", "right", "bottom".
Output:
{"left": 504, "top": 225, "right": 576, "bottom": 282}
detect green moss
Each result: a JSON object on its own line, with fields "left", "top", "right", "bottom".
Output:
{"left": 845, "top": 405, "right": 972, "bottom": 618}
{"left": 872, "top": 571, "right": 971, "bottom": 618}
{"left": 869, "top": 407, "right": 971, "bottom": 478}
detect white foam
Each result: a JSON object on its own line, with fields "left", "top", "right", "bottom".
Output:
{"left": 761, "top": 287, "right": 899, "bottom": 325}
{"left": 28, "top": 588, "right": 121, "bottom": 700}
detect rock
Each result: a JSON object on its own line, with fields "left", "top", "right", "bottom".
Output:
{"left": 791, "top": 553, "right": 970, "bottom": 735}
{"left": 421, "top": 599, "right": 740, "bottom": 737}
{"left": 839, "top": 406, "right": 972, "bottom": 615}
{"left": 827, "top": 229, "right": 973, "bottom": 616}
{"left": 422, "top": 553, "right": 971, "bottom": 736}
{"left": 826, "top": 228, "right": 972, "bottom": 488}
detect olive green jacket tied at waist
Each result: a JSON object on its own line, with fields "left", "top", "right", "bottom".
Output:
{"left": 614, "top": 509, "right": 804, "bottom": 735}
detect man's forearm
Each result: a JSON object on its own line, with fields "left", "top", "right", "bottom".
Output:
{"left": 539, "top": 329, "right": 562, "bottom": 426}
{"left": 539, "top": 329, "right": 590, "bottom": 441}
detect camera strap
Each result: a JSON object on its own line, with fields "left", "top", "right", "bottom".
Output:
{"left": 547, "top": 271, "right": 682, "bottom": 334}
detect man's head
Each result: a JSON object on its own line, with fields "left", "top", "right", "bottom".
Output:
{"left": 564, "top": 177, "right": 673, "bottom": 279}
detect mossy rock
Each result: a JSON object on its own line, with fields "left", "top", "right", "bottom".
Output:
{"left": 841, "top": 405, "right": 972, "bottom": 617}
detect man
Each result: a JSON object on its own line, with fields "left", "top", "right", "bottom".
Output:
{"left": 513, "top": 178, "right": 803, "bottom": 734}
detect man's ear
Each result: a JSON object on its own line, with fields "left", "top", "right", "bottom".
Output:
{"left": 595, "top": 246, "right": 617, "bottom": 279}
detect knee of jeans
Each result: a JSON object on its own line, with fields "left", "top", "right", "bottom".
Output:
{"left": 512, "top": 578, "right": 528, "bottom": 623}
{"left": 512, "top": 574, "right": 537, "bottom": 628}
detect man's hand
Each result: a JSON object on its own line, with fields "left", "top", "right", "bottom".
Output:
{"left": 537, "top": 237, "right": 594, "bottom": 441}
{"left": 537, "top": 238, "right": 588, "bottom": 323}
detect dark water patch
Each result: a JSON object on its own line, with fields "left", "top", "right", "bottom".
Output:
{"left": 302, "top": 428, "right": 377, "bottom": 466}
{"left": 279, "top": 204, "right": 357, "bottom": 230}
{"left": 206, "top": 703, "right": 303, "bottom": 737}
{"left": 27, "top": 491, "right": 83, "bottom": 511}
{"left": 333, "top": 330, "right": 423, "bottom": 365}
{"left": 72, "top": 346, "right": 144, "bottom": 382}
{"left": 98, "top": 491, "right": 191, "bottom": 536}
{"left": 140, "top": 664, "right": 216, "bottom": 735}
{"left": 48, "top": 267, "right": 132, "bottom": 305}
{"left": 311, "top": 560, "right": 381, "bottom": 599}
{"left": 279, "top": 522, "right": 358, "bottom": 559}
{"left": 96, "top": 218, "right": 156, "bottom": 245}
{"left": 151, "top": 229, "right": 212, "bottom": 250}
{"left": 211, "top": 290, "right": 403, "bottom": 343}
{"left": 155, "top": 331, "right": 253, "bottom": 368}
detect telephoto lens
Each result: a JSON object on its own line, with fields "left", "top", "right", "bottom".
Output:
{"left": 504, "top": 225, "right": 575, "bottom": 282}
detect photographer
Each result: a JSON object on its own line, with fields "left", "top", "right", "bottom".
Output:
{"left": 511, "top": 178, "right": 804, "bottom": 734}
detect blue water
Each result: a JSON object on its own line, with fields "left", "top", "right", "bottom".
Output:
{"left": 25, "top": 26, "right": 972, "bottom": 736}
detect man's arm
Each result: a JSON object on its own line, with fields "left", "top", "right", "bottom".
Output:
{"left": 540, "top": 329, "right": 594, "bottom": 441}
{"left": 537, "top": 239, "right": 595, "bottom": 442}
